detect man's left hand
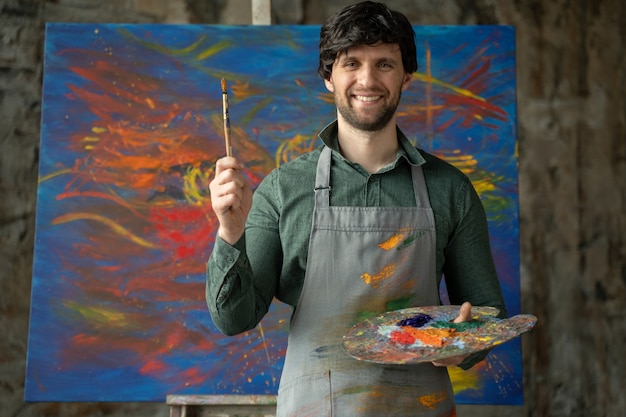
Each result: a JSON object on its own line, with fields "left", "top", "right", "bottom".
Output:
{"left": 432, "top": 301, "right": 472, "bottom": 367}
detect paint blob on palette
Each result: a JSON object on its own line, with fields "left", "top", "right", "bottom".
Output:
{"left": 343, "top": 305, "right": 536, "bottom": 365}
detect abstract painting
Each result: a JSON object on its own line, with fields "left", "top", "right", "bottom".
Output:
{"left": 26, "top": 23, "right": 521, "bottom": 404}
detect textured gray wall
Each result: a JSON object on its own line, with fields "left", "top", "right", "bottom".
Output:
{"left": 1, "top": 0, "right": 624, "bottom": 416}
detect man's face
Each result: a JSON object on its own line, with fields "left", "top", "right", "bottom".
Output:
{"left": 324, "top": 42, "right": 412, "bottom": 132}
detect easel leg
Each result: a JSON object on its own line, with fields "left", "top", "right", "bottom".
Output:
{"left": 169, "top": 404, "right": 187, "bottom": 417}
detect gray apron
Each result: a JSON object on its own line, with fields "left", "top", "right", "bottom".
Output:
{"left": 276, "top": 146, "right": 456, "bottom": 417}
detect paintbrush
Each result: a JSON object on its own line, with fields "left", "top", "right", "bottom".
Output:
{"left": 221, "top": 78, "right": 232, "bottom": 157}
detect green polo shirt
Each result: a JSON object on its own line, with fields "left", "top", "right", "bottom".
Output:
{"left": 206, "top": 121, "right": 507, "bottom": 354}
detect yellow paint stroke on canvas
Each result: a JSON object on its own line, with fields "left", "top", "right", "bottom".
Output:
{"left": 360, "top": 263, "right": 396, "bottom": 288}
{"left": 449, "top": 365, "right": 481, "bottom": 394}
{"left": 471, "top": 177, "right": 496, "bottom": 195}
{"left": 39, "top": 168, "right": 73, "bottom": 183}
{"left": 63, "top": 299, "right": 129, "bottom": 327}
{"left": 413, "top": 72, "right": 486, "bottom": 102}
{"left": 118, "top": 28, "right": 209, "bottom": 57}
{"left": 445, "top": 152, "right": 477, "bottom": 171}
{"left": 438, "top": 150, "right": 497, "bottom": 195}
{"left": 276, "top": 133, "right": 316, "bottom": 166}
{"left": 256, "top": 323, "right": 272, "bottom": 364}
{"left": 52, "top": 212, "right": 159, "bottom": 249}
{"left": 183, "top": 165, "right": 211, "bottom": 206}
{"left": 230, "top": 80, "right": 263, "bottom": 100}
{"left": 196, "top": 39, "right": 231, "bottom": 60}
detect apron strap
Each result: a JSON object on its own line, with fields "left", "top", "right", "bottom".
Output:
{"left": 411, "top": 163, "right": 431, "bottom": 208}
{"left": 314, "top": 146, "right": 332, "bottom": 208}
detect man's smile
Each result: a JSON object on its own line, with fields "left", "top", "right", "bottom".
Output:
{"left": 354, "top": 95, "right": 382, "bottom": 102}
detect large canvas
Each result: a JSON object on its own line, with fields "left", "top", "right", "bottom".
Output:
{"left": 26, "top": 23, "right": 520, "bottom": 404}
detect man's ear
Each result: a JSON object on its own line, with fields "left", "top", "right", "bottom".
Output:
{"left": 324, "top": 77, "right": 334, "bottom": 93}
{"left": 401, "top": 72, "right": 413, "bottom": 92}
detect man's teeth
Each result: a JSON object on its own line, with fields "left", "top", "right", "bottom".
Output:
{"left": 355, "top": 95, "right": 380, "bottom": 102}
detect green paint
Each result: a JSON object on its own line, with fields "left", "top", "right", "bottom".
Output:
{"left": 386, "top": 297, "right": 413, "bottom": 311}
{"left": 353, "top": 297, "right": 412, "bottom": 325}
{"left": 397, "top": 230, "right": 426, "bottom": 250}
{"left": 432, "top": 320, "right": 484, "bottom": 331}
{"left": 241, "top": 96, "right": 273, "bottom": 124}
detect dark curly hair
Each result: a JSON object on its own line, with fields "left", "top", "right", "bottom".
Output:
{"left": 318, "top": 1, "right": 418, "bottom": 80}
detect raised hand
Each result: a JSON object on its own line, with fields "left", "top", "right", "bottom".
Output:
{"left": 209, "top": 156, "right": 252, "bottom": 245}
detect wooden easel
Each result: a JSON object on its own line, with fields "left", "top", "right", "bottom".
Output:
{"left": 167, "top": 1, "right": 277, "bottom": 416}
{"left": 167, "top": 394, "right": 277, "bottom": 417}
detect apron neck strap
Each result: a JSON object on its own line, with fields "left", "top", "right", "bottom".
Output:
{"left": 314, "top": 145, "right": 431, "bottom": 208}
{"left": 314, "top": 146, "right": 333, "bottom": 208}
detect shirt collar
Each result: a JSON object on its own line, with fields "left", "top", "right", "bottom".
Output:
{"left": 318, "top": 120, "right": 426, "bottom": 167}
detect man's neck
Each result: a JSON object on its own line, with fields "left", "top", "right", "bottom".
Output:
{"left": 336, "top": 121, "right": 399, "bottom": 174}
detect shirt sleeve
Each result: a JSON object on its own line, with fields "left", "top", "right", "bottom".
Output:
{"left": 205, "top": 172, "right": 283, "bottom": 336}
{"left": 442, "top": 175, "right": 508, "bottom": 370}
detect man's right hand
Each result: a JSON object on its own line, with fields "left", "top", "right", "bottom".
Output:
{"left": 209, "top": 156, "right": 252, "bottom": 245}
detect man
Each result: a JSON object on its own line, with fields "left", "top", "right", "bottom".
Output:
{"left": 207, "top": 2, "right": 506, "bottom": 415}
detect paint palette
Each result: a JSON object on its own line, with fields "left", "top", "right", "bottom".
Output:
{"left": 342, "top": 305, "right": 536, "bottom": 365}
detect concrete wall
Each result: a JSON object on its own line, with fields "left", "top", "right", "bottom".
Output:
{"left": 1, "top": 0, "right": 624, "bottom": 416}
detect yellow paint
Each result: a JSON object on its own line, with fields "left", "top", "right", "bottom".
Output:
{"left": 256, "top": 323, "right": 272, "bottom": 364}
{"left": 63, "top": 300, "right": 128, "bottom": 325}
{"left": 378, "top": 233, "right": 404, "bottom": 250}
{"left": 474, "top": 335, "right": 495, "bottom": 343}
{"left": 52, "top": 212, "right": 159, "bottom": 249}
{"left": 275, "top": 133, "right": 315, "bottom": 166}
{"left": 196, "top": 39, "right": 231, "bottom": 61}
{"left": 39, "top": 168, "right": 73, "bottom": 183}
{"left": 230, "top": 80, "right": 262, "bottom": 100}
{"left": 241, "top": 96, "right": 273, "bottom": 124}
{"left": 413, "top": 72, "right": 487, "bottom": 102}
{"left": 437, "top": 150, "right": 498, "bottom": 196}
{"left": 183, "top": 165, "right": 211, "bottom": 206}
{"left": 91, "top": 126, "right": 107, "bottom": 133}
{"left": 471, "top": 177, "right": 497, "bottom": 195}
{"left": 360, "top": 263, "right": 396, "bottom": 288}
{"left": 449, "top": 365, "right": 481, "bottom": 394}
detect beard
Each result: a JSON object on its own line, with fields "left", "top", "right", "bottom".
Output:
{"left": 335, "top": 90, "right": 402, "bottom": 132}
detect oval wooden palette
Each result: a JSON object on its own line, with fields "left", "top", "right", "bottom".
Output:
{"left": 342, "top": 305, "right": 537, "bottom": 365}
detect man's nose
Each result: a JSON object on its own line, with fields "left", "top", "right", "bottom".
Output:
{"left": 356, "top": 65, "right": 378, "bottom": 87}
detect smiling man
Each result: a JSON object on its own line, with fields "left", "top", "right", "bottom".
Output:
{"left": 206, "top": 2, "right": 507, "bottom": 416}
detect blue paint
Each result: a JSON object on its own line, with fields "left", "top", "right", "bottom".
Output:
{"left": 397, "top": 313, "right": 432, "bottom": 328}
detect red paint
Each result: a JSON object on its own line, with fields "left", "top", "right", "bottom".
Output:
{"left": 140, "top": 359, "right": 167, "bottom": 375}
{"left": 390, "top": 329, "right": 415, "bottom": 345}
